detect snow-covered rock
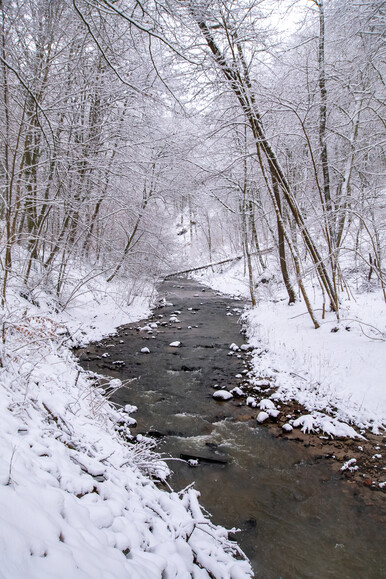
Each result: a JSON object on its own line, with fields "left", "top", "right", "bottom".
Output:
{"left": 240, "top": 344, "right": 251, "bottom": 351}
{"left": 341, "top": 458, "right": 358, "bottom": 472}
{"left": 213, "top": 390, "right": 233, "bottom": 401}
{"left": 124, "top": 404, "right": 138, "bottom": 414}
{"left": 169, "top": 341, "right": 181, "bottom": 347}
{"left": 257, "top": 411, "right": 269, "bottom": 423}
{"left": 259, "top": 399, "right": 280, "bottom": 418}
{"left": 140, "top": 347, "right": 150, "bottom": 354}
{"left": 259, "top": 399, "right": 275, "bottom": 410}
{"left": 269, "top": 409, "right": 280, "bottom": 418}
{"left": 138, "top": 325, "right": 153, "bottom": 332}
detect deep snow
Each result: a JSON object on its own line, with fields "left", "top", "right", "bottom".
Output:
{"left": 0, "top": 271, "right": 252, "bottom": 578}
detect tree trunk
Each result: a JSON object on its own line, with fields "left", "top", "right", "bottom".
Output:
{"left": 271, "top": 169, "right": 296, "bottom": 304}
{"left": 193, "top": 14, "right": 338, "bottom": 315}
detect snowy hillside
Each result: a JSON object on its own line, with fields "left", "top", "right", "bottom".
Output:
{"left": 0, "top": 274, "right": 252, "bottom": 578}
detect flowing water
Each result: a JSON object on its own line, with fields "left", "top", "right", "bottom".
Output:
{"left": 76, "top": 279, "right": 386, "bottom": 578}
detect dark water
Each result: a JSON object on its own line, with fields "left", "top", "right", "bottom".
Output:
{"left": 76, "top": 279, "right": 386, "bottom": 578}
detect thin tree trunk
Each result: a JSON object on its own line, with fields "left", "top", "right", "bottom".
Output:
{"left": 1, "top": 6, "right": 11, "bottom": 305}
{"left": 248, "top": 200, "right": 266, "bottom": 272}
{"left": 107, "top": 194, "right": 151, "bottom": 283}
{"left": 271, "top": 168, "right": 296, "bottom": 304}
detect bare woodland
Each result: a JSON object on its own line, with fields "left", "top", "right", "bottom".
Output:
{"left": 0, "top": 0, "right": 385, "bottom": 326}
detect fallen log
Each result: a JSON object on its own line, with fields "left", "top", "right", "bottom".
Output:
{"left": 180, "top": 453, "right": 227, "bottom": 465}
{"left": 165, "top": 248, "right": 273, "bottom": 279}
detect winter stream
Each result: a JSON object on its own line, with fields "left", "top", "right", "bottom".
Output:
{"left": 76, "top": 279, "right": 385, "bottom": 578}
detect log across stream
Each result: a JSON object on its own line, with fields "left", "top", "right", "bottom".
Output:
{"left": 75, "top": 278, "right": 385, "bottom": 578}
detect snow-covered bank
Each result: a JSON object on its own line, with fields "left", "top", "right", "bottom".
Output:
{"left": 0, "top": 272, "right": 252, "bottom": 578}
{"left": 245, "top": 293, "right": 386, "bottom": 433}
{"left": 195, "top": 261, "right": 386, "bottom": 434}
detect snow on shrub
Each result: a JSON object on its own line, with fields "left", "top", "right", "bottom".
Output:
{"left": 292, "top": 412, "right": 364, "bottom": 439}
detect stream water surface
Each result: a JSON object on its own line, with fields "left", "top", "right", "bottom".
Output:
{"left": 76, "top": 279, "right": 385, "bottom": 578}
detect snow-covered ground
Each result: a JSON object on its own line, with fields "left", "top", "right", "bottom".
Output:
{"left": 1, "top": 244, "right": 385, "bottom": 575}
{"left": 0, "top": 270, "right": 252, "bottom": 578}
{"left": 195, "top": 260, "right": 386, "bottom": 435}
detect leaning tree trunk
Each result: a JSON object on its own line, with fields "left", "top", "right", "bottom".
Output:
{"left": 193, "top": 13, "right": 338, "bottom": 318}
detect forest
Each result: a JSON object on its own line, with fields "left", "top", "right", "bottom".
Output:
{"left": 0, "top": 1, "right": 385, "bottom": 577}
{"left": 0, "top": 0, "right": 384, "bottom": 318}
